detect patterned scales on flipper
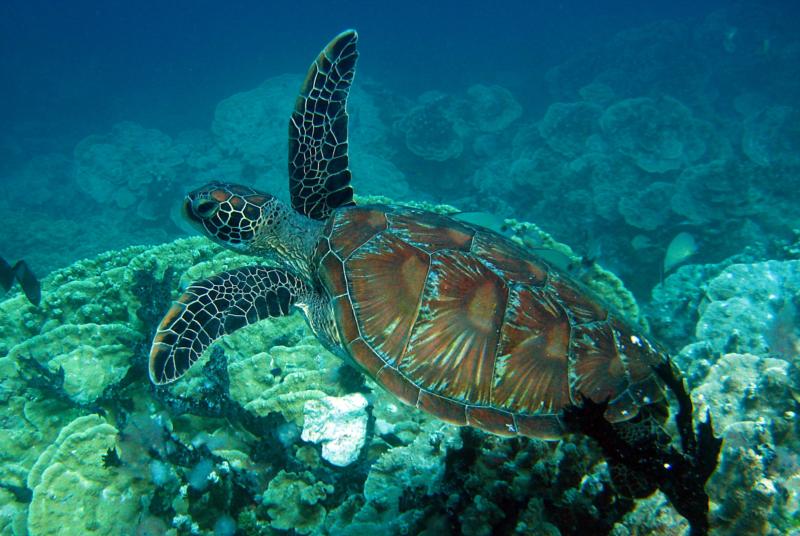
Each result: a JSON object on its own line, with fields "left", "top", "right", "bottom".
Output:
{"left": 289, "top": 30, "right": 358, "bottom": 221}
{"left": 149, "top": 267, "right": 308, "bottom": 384}
{"left": 314, "top": 205, "right": 667, "bottom": 439}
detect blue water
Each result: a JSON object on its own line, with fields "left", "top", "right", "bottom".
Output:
{"left": 1, "top": 0, "right": 740, "bottom": 164}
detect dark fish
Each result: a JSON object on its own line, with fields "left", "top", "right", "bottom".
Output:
{"left": 0, "top": 256, "right": 41, "bottom": 306}
{"left": 0, "top": 257, "right": 13, "bottom": 290}
{"left": 0, "top": 482, "right": 32, "bottom": 503}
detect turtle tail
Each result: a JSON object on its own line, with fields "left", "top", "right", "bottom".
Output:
{"left": 563, "top": 359, "right": 722, "bottom": 536}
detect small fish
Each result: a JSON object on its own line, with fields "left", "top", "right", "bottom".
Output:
{"left": 631, "top": 234, "right": 655, "bottom": 251}
{"left": 453, "top": 211, "right": 510, "bottom": 235}
{"left": 0, "top": 256, "right": 41, "bottom": 306}
{"left": 663, "top": 232, "right": 698, "bottom": 274}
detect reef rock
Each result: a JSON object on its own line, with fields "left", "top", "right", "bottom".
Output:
{"left": 301, "top": 393, "right": 369, "bottom": 467}
{"left": 695, "top": 260, "right": 800, "bottom": 359}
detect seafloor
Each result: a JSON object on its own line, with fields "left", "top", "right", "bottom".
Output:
{"left": 1, "top": 4, "right": 799, "bottom": 536}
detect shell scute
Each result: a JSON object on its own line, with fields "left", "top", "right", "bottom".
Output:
{"left": 345, "top": 231, "right": 429, "bottom": 365}
{"left": 318, "top": 250, "right": 348, "bottom": 297}
{"left": 333, "top": 295, "right": 360, "bottom": 344}
{"left": 348, "top": 338, "right": 386, "bottom": 377}
{"left": 376, "top": 366, "right": 420, "bottom": 407}
{"left": 418, "top": 390, "right": 467, "bottom": 426}
{"left": 569, "top": 321, "right": 631, "bottom": 421}
{"left": 400, "top": 250, "right": 507, "bottom": 406}
{"left": 466, "top": 406, "right": 517, "bottom": 437}
{"left": 547, "top": 271, "right": 608, "bottom": 324}
{"left": 472, "top": 231, "right": 548, "bottom": 285}
{"left": 388, "top": 210, "right": 474, "bottom": 253}
{"left": 492, "top": 285, "right": 571, "bottom": 415}
{"left": 330, "top": 207, "right": 387, "bottom": 258}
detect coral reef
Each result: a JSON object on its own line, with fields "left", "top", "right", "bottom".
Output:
{"left": 693, "top": 260, "right": 800, "bottom": 361}
{"left": 0, "top": 198, "right": 660, "bottom": 536}
{"left": 397, "top": 92, "right": 464, "bottom": 162}
{"left": 212, "top": 74, "right": 298, "bottom": 173}
{"left": 26, "top": 415, "right": 142, "bottom": 536}
{"left": 262, "top": 469, "right": 333, "bottom": 533}
{"left": 600, "top": 97, "right": 709, "bottom": 174}
{"left": 698, "top": 354, "right": 800, "bottom": 535}
{"left": 3, "top": 5, "right": 800, "bottom": 534}
{"left": 538, "top": 101, "right": 602, "bottom": 158}
{"left": 742, "top": 106, "right": 800, "bottom": 168}
{"left": 462, "top": 84, "right": 523, "bottom": 133}
{"left": 74, "top": 121, "right": 185, "bottom": 218}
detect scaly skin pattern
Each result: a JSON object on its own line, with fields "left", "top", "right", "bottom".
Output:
{"left": 149, "top": 266, "right": 310, "bottom": 384}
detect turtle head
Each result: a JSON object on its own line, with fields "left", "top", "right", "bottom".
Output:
{"left": 183, "top": 182, "right": 279, "bottom": 253}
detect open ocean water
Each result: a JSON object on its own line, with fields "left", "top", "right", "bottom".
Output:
{"left": 1, "top": 1, "right": 799, "bottom": 535}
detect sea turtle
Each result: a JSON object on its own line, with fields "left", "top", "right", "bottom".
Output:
{"left": 149, "top": 30, "right": 719, "bottom": 534}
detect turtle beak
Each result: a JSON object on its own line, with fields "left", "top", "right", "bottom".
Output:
{"left": 182, "top": 197, "right": 194, "bottom": 221}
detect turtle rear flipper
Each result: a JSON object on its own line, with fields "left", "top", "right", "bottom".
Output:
{"left": 563, "top": 381, "right": 721, "bottom": 536}
{"left": 149, "top": 267, "right": 309, "bottom": 385}
{"left": 288, "top": 30, "right": 358, "bottom": 221}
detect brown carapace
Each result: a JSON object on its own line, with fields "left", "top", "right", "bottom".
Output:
{"left": 314, "top": 204, "right": 666, "bottom": 440}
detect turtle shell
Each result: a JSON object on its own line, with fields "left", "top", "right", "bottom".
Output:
{"left": 312, "top": 205, "right": 665, "bottom": 439}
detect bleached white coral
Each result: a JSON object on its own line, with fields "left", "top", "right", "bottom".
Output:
{"left": 301, "top": 393, "right": 369, "bottom": 467}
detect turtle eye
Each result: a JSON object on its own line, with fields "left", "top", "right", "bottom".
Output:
{"left": 193, "top": 199, "right": 219, "bottom": 219}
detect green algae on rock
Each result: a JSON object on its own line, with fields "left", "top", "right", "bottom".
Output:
{"left": 262, "top": 470, "right": 334, "bottom": 534}
{"left": 27, "top": 415, "right": 141, "bottom": 536}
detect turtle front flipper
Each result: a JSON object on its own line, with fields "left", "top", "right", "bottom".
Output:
{"left": 288, "top": 30, "right": 358, "bottom": 221}
{"left": 149, "top": 267, "right": 309, "bottom": 385}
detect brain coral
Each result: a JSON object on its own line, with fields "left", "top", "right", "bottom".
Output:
{"left": 600, "top": 96, "right": 708, "bottom": 173}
